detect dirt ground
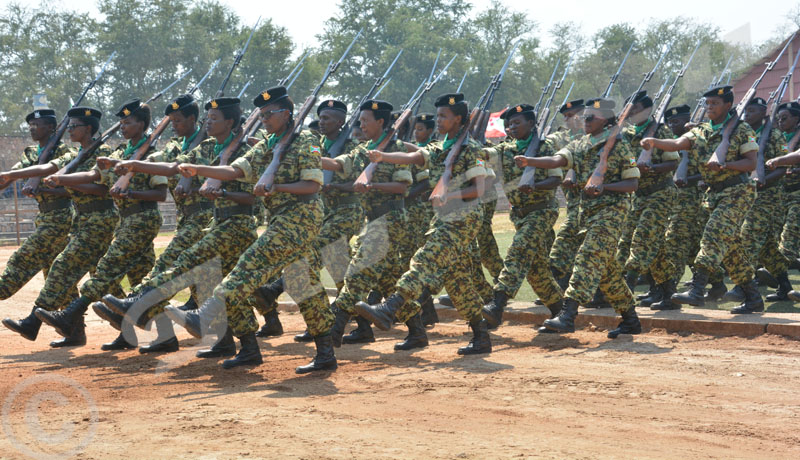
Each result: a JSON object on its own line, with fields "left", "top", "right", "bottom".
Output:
{"left": 1, "top": 243, "right": 800, "bottom": 459}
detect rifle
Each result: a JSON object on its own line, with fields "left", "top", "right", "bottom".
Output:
{"left": 473, "top": 41, "right": 521, "bottom": 145}
{"left": 253, "top": 29, "right": 361, "bottom": 195}
{"left": 603, "top": 43, "right": 634, "bottom": 98}
{"left": 323, "top": 49, "right": 403, "bottom": 184}
{"left": 754, "top": 39, "right": 800, "bottom": 184}
{"left": 354, "top": 54, "right": 457, "bottom": 186}
{"left": 519, "top": 54, "right": 575, "bottom": 191}
{"left": 20, "top": 51, "right": 116, "bottom": 194}
{"left": 544, "top": 81, "right": 574, "bottom": 137}
{"left": 404, "top": 54, "right": 458, "bottom": 141}
{"left": 373, "top": 77, "right": 391, "bottom": 98}
{"left": 585, "top": 43, "right": 671, "bottom": 193}
{"left": 428, "top": 41, "right": 520, "bottom": 207}
{"left": 405, "top": 50, "right": 443, "bottom": 140}
{"left": 690, "top": 54, "right": 734, "bottom": 124}
{"left": 534, "top": 58, "right": 559, "bottom": 115}
{"left": 637, "top": 40, "right": 700, "bottom": 168}
{"left": 708, "top": 33, "right": 794, "bottom": 168}
{"left": 65, "top": 69, "right": 192, "bottom": 180}
{"left": 279, "top": 51, "right": 309, "bottom": 86}
{"left": 456, "top": 70, "right": 468, "bottom": 92}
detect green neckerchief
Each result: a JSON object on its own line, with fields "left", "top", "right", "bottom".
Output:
{"left": 709, "top": 113, "right": 732, "bottom": 132}
{"left": 181, "top": 128, "right": 201, "bottom": 152}
{"left": 442, "top": 133, "right": 458, "bottom": 152}
{"left": 36, "top": 145, "right": 44, "bottom": 157}
{"left": 754, "top": 125, "right": 763, "bottom": 136}
{"left": 321, "top": 135, "right": 336, "bottom": 152}
{"left": 417, "top": 134, "right": 433, "bottom": 148}
{"left": 267, "top": 130, "right": 287, "bottom": 150}
{"left": 367, "top": 132, "right": 388, "bottom": 151}
{"left": 213, "top": 131, "right": 235, "bottom": 157}
{"left": 634, "top": 119, "right": 651, "bottom": 137}
{"left": 123, "top": 137, "right": 148, "bottom": 159}
{"left": 589, "top": 127, "right": 610, "bottom": 145}
{"left": 785, "top": 130, "right": 797, "bottom": 144}
{"left": 515, "top": 133, "right": 534, "bottom": 152}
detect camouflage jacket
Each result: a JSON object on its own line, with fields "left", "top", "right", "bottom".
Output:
{"left": 181, "top": 136, "right": 252, "bottom": 212}
{"left": 624, "top": 119, "right": 679, "bottom": 189}
{"left": 483, "top": 135, "right": 562, "bottom": 209}
{"left": 320, "top": 133, "right": 359, "bottom": 206}
{"left": 682, "top": 112, "right": 759, "bottom": 185}
{"left": 50, "top": 144, "right": 114, "bottom": 207}
{"left": 421, "top": 130, "right": 491, "bottom": 195}
{"left": 783, "top": 128, "right": 800, "bottom": 189}
{"left": 149, "top": 132, "right": 212, "bottom": 211}
{"left": 13, "top": 142, "right": 73, "bottom": 206}
{"left": 95, "top": 140, "right": 168, "bottom": 212}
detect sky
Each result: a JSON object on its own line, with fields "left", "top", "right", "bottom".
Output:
{"left": 3, "top": 0, "right": 798, "bottom": 51}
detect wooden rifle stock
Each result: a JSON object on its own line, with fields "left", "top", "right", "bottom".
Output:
{"left": 354, "top": 109, "right": 413, "bottom": 186}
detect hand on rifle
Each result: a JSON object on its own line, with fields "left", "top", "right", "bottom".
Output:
{"left": 42, "top": 175, "right": 60, "bottom": 188}
{"left": 766, "top": 158, "right": 779, "bottom": 170}
{"left": 429, "top": 190, "right": 447, "bottom": 207}
{"left": 0, "top": 172, "right": 11, "bottom": 188}
{"left": 640, "top": 138, "right": 656, "bottom": 151}
{"left": 109, "top": 184, "right": 129, "bottom": 199}
{"left": 353, "top": 175, "right": 370, "bottom": 193}
{"left": 95, "top": 157, "right": 118, "bottom": 171}
{"left": 583, "top": 182, "right": 603, "bottom": 197}
{"left": 705, "top": 159, "right": 724, "bottom": 172}
{"left": 114, "top": 160, "right": 136, "bottom": 175}
{"left": 177, "top": 164, "right": 199, "bottom": 177}
{"left": 199, "top": 181, "right": 222, "bottom": 200}
{"left": 367, "top": 150, "right": 384, "bottom": 163}
{"left": 514, "top": 155, "right": 530, "bottom": 168}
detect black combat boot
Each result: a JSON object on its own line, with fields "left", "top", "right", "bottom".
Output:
{"left": 2, "top": 306, "right": 42, "bottom": 341}
{"left": 766, "top": 272, "right": 792, "bottom": 302}
{"left": 50, "top": 316, "right": 86, "bottom": 348}
{"left": 255, "top": 309, "right": 283, "bottom": 337}
{"left": 342, "top": 316, "right": 375, "bottom": 344}
{"left": 221, "top": 332, "right": 263, "bottom": 369}
{"left": 639, "top": 283, "right": 663, "bottom": 307}
{"left": 296, "top": 333, "right": 337, "bottom": 374}
{"left": 543, "top": 298, "right": 579, "bottom": 333}
{"left": 102, "top": 318, "right": 138, "bottom": 351}
{"left": 164, "top": 297, "right": 225, "bottom": 339}
{"left": 755, "top": 268, "right": 778, "bottom": 289}
{"left": 178, "top": 297, "right": 198, "bottom": 311}
{"left": 722, "top": 285, "right": 745, "bottom": 303}
{"left": 99, "top": 292, "right": 154, "bottom": 330}
{"left": 650, "top": 280, "right": 679, "bottom": 310}
{"left": 438, "top": 294, "right": 453, "bottom": 307}
{"left": 482, "top": 289, "right": 509, "bottom": 329}
{"left": 102, "top": 286, "right": 155, "bottom": 316}
{"left": 196, "top": 328, "right": 236, "bottom": 358}
{"left": 636, "top": 274, "right": 656, "bottom": 301}
{"left": 329, "top": 305, "right": 352, "bottom": 348}
{"left": 138, "top": 315, "right": 179, "bottom": 354}
{"left": 394, "top": 313, "right": 428, "bottom": 351}
{"left": 671, "top": 269, "right": 708, "bottom": 307}
{"left": 704, "top": 280, "right": 727, "bottom": 302}
{"left": 607, "top": 306, "right": 642, "bottom": 338}
{"left": 253, "top": 278, "right": 284, "bottom": 311}
{"left": 92, "top": 301, "right": 123, "bottom": 331}
{"left": 731, "top": 279, "right": 765, "bottom": 314}
{"left": 35, "top": 297, "right": 90, "bottom": 338}
{"left": 585, "top": 290, "right": 611, "bottom": 309}
{"left": 457, "top": 315, "right": 491, "bottom": 355}
{"left": 294, "top": 330, "right": 314, "bottom": 342}
{"left": 625, "top": 270, "right": 639, "bottom": 292}
{"left": 419, "top": 288, "right": 438, "bottom": 326}
{"left": 537, "top": 300, "right": 563, "bottom": 334}
{"left": 354, "top": 293, "right": 407, "bottom": 331}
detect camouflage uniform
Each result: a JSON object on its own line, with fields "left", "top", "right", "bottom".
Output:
{"left": 777, "top": 129, "right": 800, "bottom": 265}
{"left": 142, "top": 138, "right": 258, "bottom": 318}
{"left": 485, "top": 135, "right": 563, "bottom": 304}
{"left": 0, "top": 143, "right": 74, "bottom": 300}
{"left": 211, "top": 130, "right": 332, "bottom": 337}
{"left": 680, "top": 116, "right": 758, "bottom": 285}
{"left": 616, "top": 121, "right": 678, "bottom": 274}
{"left": 33, "top": 144, "right": 119, "bottom": 312}
{"left": 76, "top": 142, "right": 166, "bottom": 302}
{"left": 391, "top": 133, "right": 490, "bottom": 323}
{"left": 397, "top": 161, "right": 434, "bottom": 271}
{"left": 330, "top": 135, "right": 412, "bottom": 314}
{"left": 555, "top": 129, "right": 641, "bottom": 313}
{"left": 547, "top": 129, "right": 583, "bottom": 278}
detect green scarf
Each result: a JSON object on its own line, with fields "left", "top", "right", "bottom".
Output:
{"left": 123, "top": 137, "right": 148, "bottom": 159}
{"left": 442, "top": 134, "right": 458, "bottom": 152}
{"left": 36, "top": 145, "right": 44, "bottom": 156}
{"left": 784, "top": 130, "right": 796, "bottom": 145}
{"left": 709, "top": 113, "right": 732, "bottom": 132}
{"left": 367, "top": 132, "right": 388, "bottom": 151}
{"left": 181, "top": 128, "right": 201, "bottom": 152}
{"left": 267, "top": 130, "right": 286, "bottom": 150}
{"left": 634, "top": 119, "right": 651, "bottom": 137}
{"left": 590, "top": 127, "right": 610, "bottom": 145}
{"left": 321, "top": 135, "right": 336, "bottom": 152}
{"left": 754, "top": 125, "right": 763, "bottom": 136}
{"left": 213, "top": 132, "right": 235, "bottom": 157}
{"left": 515, "top": 133, "right": 534, "bottom": 152}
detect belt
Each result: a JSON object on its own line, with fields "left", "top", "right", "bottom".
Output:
{"left": 785, "top": 182, "right": 800, "bottom": 193}
{"left": 707, "top": 173, "right": 748, "bottom": 193}
{"left": 366, "top": 199, "right": 404, "bottom": 221}
{"left": 75, "top": 200, "right": 115, "bottom": 215}
{"left": 510, "top": 199, "right": 557, "bottom": 219}
{"left": 213, "top": 204, "right": 254, "bottom": 221}
{"left": 434, "top": 197, "right": 478, "bottom": 216}
{"left": 38, "top": 199, "right": 72, "bottom": 213}
{"left": 327, "top": 195, "right": 361, "bottom": 208}
{"left": 635, "top": 178, "right": 675, "bottom": 197}
{"left": 180, "top": 201, "right": 213, "bottom": 217}
{"left": 119, "top": 201, "right": 158, "bottom": 218}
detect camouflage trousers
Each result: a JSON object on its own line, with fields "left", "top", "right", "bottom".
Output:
{"left": 213, "top": 202, "right": 332, "bottom": 337}
{"left": 693, "top": 183, "right": 755, "bottom": 286}
{"left": 496, "top": 207, "right": 561, "bottom": 305}
{"left": 132, "top": 209, "right": 213, "bottom": 302}
{"left": 565, "top": 199, "right": 633, "bottom": 314}
{"left": 616, "top": 186, "right": 676, "bottom": 274}
{"left": 549, "top": 192, "right": 582, "bottom": 277}
{"left": 477, "top": 199, "right": 504, "bottom": 279}
{"left": 79, "top": 209, "right": 161, "bottom": 302}
{"left": 0, "top": 208, "right": 73, "bottom": 300}
{"left": 34, "top": 208, "right": 118, "bottom": 311}
{"left": 778, "top": 189, "right": 800, "bottom": 264}
{"left": 332, "top": 208, "right": 407, "bottom": 314}
{"left": 144, "top": 214, "right": 257, "bottom": 319}
{"left": 318, "top": 203, "right": 364, "bottom": 291}
{"left": 742, "top": 185, "right": 787, "bottom": 275}
{"left": 398, "top": 198, "right": 433, "bottom": 266}
{"left": 394, "top": 207, "right": 484, "bottom": 323}
{"left": 649, "top": 187, "right": 706, "bottom": 284}
{"left": 469, "top": 239, "right": 494, "bottom": 300}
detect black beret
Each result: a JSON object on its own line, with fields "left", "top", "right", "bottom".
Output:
{"left": 253, "top": 86, "right": 289, "bottom": 107}
{"left": 704, "top": 85, "right": 734, "bottom": 103}
{"left": 501, "top": 103, "right": 537, "bottom": 123}
{"left": 391, "top": 110, "right": 402, "bottom": 122}
{"left": 747, "top": 97, "right": 767, "bottom": 107}
{"left": 778, "top": 101, "right": 800, "bottom": 116}
{"left": 165, "top": 94, "right": 197, "bottom": 116}
{"left": 116, "top": 99, "right": 143, "bottom": 118}
{"left": 434, "top": 92, "right": 466, "bottom": 108}
{"left": 415, "top": 113, "right": 436, "bottom": 128}
{"left": 204, "top": 97, "right": 240, "bottom": 111}
{"left": 664, "top": 104, "right": 691, "bottom": 120}
{"left": 627, "top": 90, "right": 653, "bottom": 109}
{"left": 585, "top": 97, "right": 616, "bottom": 118}
{"left": 25, "top": 109, "right": 56, "bottom": 123}
{"left": 559, "top": 99, "right": 584, "bottom": 114}
{"left": 67, "top": 106, "right": 102, "bottom": 120}
{"left": 359, "top": 99, "right": 393, "bottom": 114}
{"left": 308, "top": 119, "right": 320, "bottom": 130}
{"left": 317, "top": 99, "right": 347, "bottom": 116}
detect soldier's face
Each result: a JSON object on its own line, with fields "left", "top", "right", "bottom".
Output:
{"left": 119, "top": 116, "right": 144, "bottom": 140}
{"left": 777, "top": 109, "right": 800, "bottom": 133}
{"left": 206, "top": 109, "right": 233, "bottom": 139}
{"left": 506, "top": 114, "right": 534, "bottom": 141}
{"left": 358, "top": 110, "right": 384, "bottom": 141}
{"left": 744, "top": 105, "right": 766, "bottom": 127}
{"left": 563, "top": 109, "right": 584, "bottom": 132}
{"left": 318, "top": 109, "right": 344, "bottom": 137}
{"left": 704, "top": 96, "right": 731, "bottom": 121}
{"left": 28, "top": 119, "right": 53, "bottom": 141}
{"left": 414, "top": 122, "right": 433, "bottom": 144}
{"left": 259, "top": 103, "right": 291, "bottom": 134}
{"left": 67, "top": 117, "right": 90, "bottom": 143}
{"left": 582, "top": 109, "right": 607, "bottom": 135}
{"left": 169, "top": 111, "right": 196, "bottom": 138}
{"left": 667, "top": 115, "right": 690, "bottom": 136}
{"left": 436, "top": 107, "right": 461, "bottom": 134}
{"left": 628, "top": 102, "right": 651, "bottom": 125}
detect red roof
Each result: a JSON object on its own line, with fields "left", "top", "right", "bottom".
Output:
{"left": 731, "top": 30, "right": 800, "bottom": 104}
